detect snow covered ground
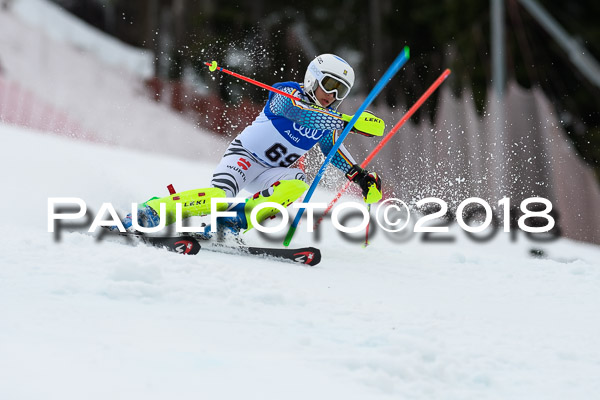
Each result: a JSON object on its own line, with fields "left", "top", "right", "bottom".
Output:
{"left": 0, "top": 0, "right": 225, "bottom": 161}
{"left": 2, "top": 124, "right": 600, "bottom": 400}
{"left": 10, "top": 0, "right": 153, "bottom": 78}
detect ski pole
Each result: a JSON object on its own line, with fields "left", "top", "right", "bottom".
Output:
{"left": 205, "top": 61, "right": 369, "bottom": 122}
{"left": 284, "top": 47, "right": 411, "bottom": 247}
{"left": 314, "top": 69, "right": 451, "bottom": 230}
{"left": 205, "top": 61, "right": 300, "bottom": 102}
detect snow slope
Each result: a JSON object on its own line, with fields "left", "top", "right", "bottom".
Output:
{"left": 0, "top": 1, "right": 225, "bottom": 161}
{"left": 10, "top": 0, "right": 153, "bottom": 78}
{"left": 2, "top": 124, "right": 600, "bottom": 400}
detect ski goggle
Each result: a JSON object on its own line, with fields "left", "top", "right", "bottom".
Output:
{"left": 318, "top": 74, "right": 351, "bottom": 100}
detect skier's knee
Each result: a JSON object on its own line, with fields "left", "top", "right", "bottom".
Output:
{"left": 288, "top": 168, "right": 306, "bottom": 183}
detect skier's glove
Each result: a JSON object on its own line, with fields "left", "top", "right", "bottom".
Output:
{"left": 341, "top": 111, "right": 385, "bottom": 137}
{"left": 345, "top": 164, "right": 382, "bottom": 204}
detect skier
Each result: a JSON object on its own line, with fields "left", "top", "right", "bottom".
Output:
{"left": 122, "top": 54, "right": 385, "bottom": 235}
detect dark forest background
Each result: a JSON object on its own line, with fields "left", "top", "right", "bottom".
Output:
{"left": 50, "top": 0, "right": 600, "bottom": 181}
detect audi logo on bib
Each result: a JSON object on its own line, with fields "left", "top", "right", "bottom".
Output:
{"left": 292, "top": 123, "right": 325, "bottom": 140}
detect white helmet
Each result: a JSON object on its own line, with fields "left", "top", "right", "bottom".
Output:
{"left": 304, "top": 54, "right": 355, "bottom": 109}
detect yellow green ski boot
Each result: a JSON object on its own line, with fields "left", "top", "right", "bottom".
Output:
{"left": 145, "top": 187, "right": 228, "bottom": 226}
{"left": 117, "top": 187, "right": 229, "bottom": 231}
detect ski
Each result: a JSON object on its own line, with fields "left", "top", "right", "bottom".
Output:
{"left": 144, "top": 235, "right": 202, "bottom": 255}
{"left": 136, "top": 234, "right": 321, "bottom": 266}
